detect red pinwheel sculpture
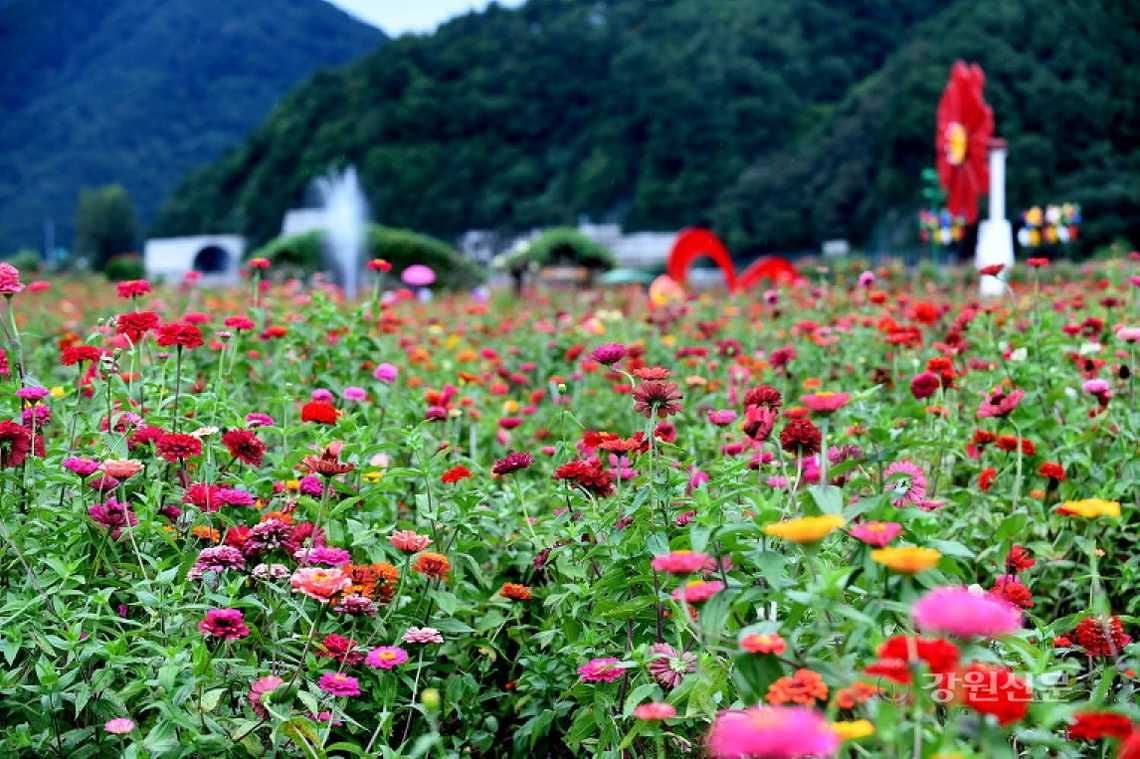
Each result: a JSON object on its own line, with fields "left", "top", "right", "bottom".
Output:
{"left": 665, "top": 228, "right": 798, "bottom": 293}
{"left": 935, "top": 61, "right": 994, "bottom": 224}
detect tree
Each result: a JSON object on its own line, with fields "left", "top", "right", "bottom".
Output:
{"left": 74, "top": 185, "right": 140, "bottom": 269}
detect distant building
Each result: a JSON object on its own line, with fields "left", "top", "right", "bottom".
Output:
{"left": 143, "top": 235, "right": 244, "bottom": 285}
{"left": 281, "top": 208, "right": 331, "bottom": 237}
{"left": 577, "top": 223, "right": 676, "bottom": 269}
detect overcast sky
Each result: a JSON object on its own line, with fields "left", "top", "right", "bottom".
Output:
{"left": 326, "top": 0, "right": 524, "bottom": 35}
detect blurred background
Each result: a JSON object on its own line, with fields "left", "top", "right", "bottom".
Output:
{"left": 1, "top": 0, "right": 1137, "bottom": 285}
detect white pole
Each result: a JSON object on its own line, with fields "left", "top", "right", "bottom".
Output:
{"left": 976, "top": 139, "right": 1014, "bottom": 297}
{"left": 989, "top": 146, "right": 1005, "bottom": 222}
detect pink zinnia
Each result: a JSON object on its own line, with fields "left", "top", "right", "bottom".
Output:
{"left": 317, "top": 672, "right": 360, "bottom": 696}
{"left": 402, "top": 626, "right": 444, "bottom": 644}
{"left": 389, "top": 529, "right": 432, "bottom": 553}
{"left": 372, "top": 362, "right": 398, "bottom": 383}
{"left": 589, "top": 343, "right": 627, "bottom": 365}
{"left": 651, "top": 550, "right": 710, "bottom": 574}
{"left": 343, "top": 386, "right": 367, "bottom": 401}
{"left": 578, "top": 657, "right": 624, "bottom": 683}
{"left": 198, "top": 608, "right": 250, "bottom": 640}
{"left": 647, "top": 643, "right": 696, "bottom": 689}
{"left": 248, "top": 676, "right": 284, "bottom": 718}
{"left": 912, "top": 586, "right": 1022, "bottom": 638}
{"left": 633, "top": 702, "right": 677, "bottom": 720}
{"left": 800, "top": 391, "right": 849, "bottom": 414}
{"left": 707, "top": 705, "right": 839, "bottom": 759}
{"left": 976, "top": 388, "right": 1025, "bottom": 418}
{"left": 849, "top": 521, "right": 902, "bottom": 547}
{"left": 104, "top": 717, "right": 135, "bottom": 734}
{"left": 365, "top": 645, "right": 410, "bottom": 669}
{"left": 673, "top": 580, "right": 724, "bottom": 604}
{"left": 0, "top": 263, "right": 24, "bottom": 295}
{"left": 883, "top": 460, "right": 927, "bottom": 507}
{"left": 708, "top": 409, "right": 737, "bottom": 426}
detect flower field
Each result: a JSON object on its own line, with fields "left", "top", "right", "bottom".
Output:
{"left": 0, "top": 257, "right": 1136, "bottom": 758}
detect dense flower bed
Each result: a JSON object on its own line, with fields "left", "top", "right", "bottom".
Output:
{"left": 0, "top": 257, "right": 1136, "bottom": 757}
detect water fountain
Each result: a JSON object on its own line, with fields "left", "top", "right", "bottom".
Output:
{"left": 313, "top": 166, "right": 368, "bottom": 299}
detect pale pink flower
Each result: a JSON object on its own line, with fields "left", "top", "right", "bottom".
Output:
{"left": 912, "top": 586, "right": 1022, "bottom": 638}
{"left": 104, "top": 717, "right": 134, "bottom": 734}
{"left": 707, "top": 705, "right": 839, "bottom": 759}
{"left": 248, "top": 676, "right": 284, "bottom": 718}
{"left": 651, "top": 550, "right": 710, "bottom": 574}
{"left": 633, "top": 702, "right": 677, "bottom": 720}
{"left": 402, "top": 626, "right": 444, "bottom": 644}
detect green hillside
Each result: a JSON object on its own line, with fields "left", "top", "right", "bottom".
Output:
{"left": 154, "top": 0, "right": 1140, "bottom": 255}
{"left": 0, "top": 0, "right": 383, "bottom": 251}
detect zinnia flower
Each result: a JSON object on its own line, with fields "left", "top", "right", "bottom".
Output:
{"left": 317, "top": 672, "right": 360, "bottom": 697}
{"left": 1073, "top": 616, "right": 1131, "bottom": 657}
{"left": 849, "top": 521, "right": 902, "bottom": 547}
{"left": 633, "top": 702, "right": 677, "bottom": 721}
{"left": 990, "top": 574, "right": 1034, "bottom": 609}
{"left": 870, "top": 546, "right": 941, "bottom": 574}
{"left": 499, "top": 582, "right": 532, "bottom": 600}
{"left": 707, "top": 705, "right": 839, "bottom": 759}
{"left": 740, "top": 632, "right": 786, "bottom": 655}
{"left": 222, "top": 429, "right": 266, "bottom": 467}
{"left": 412, "top": 552, "right": 451, "bottom": 578}
{"left": 389, "top": 530, "right": 432, "bottom": 553}
{"left": 492, "top": 450, "right": 534, "bottom": 475}
{"left": 198, "top": 608, "right": 250, "bottom": 639}
{"left": 300, "top": 401, "right": 339, "bottom": 425}
{"left": 632, "top": 380, "right": 683, "bottom": 418}
{"left": 1067, "top": 711, "right": 1134, "bottom": 740}
{"left": 764, "top": 515, "right": 844, "bottom": 544}
{"left": 578, "top": 657, "right": 624, "bottom": 683}
{"left": 289, "top": 567, "right": 352, "bottom": 602}
{"left": 779, "top": 418, "right": 821, "bottom": 455}
{"left": 402, "top": 626, "right": 444, "bottom": 644}
{"left": 104, "top": 717, "right": 134, "bottom": 734}
{"left": 651, "top": 550, "right": 710, "bottom": 574}
{"left": 365, "top": 645, "right": 409, "bottom": 669}
{"left": 766, "top": 669, "right": 828, "bottom": 705}
{"left": 248, "top": 675, "right": 285, "bottom": 718}
{"left": 800, "top": 391, "right": 849, "bottom": 414}
{"left": 976, "top": 387, "right": 1024, "bottom": 418}
{"left": 958, "top": 663, "right": 1031, "bottom": 725}
{"left": 672, "top": 579, "right": 724, "bottom": 604}
{"left": 647, "top": 643, "right": 696, "bottom": 689}
{"left": 1055, "top": 498, "right": 1120, "bottom": 519}
{"left": 883, "top": 460, "right": 927, "bottom": 507}
{"left": 912, "top": 586, "right": 1021, "bottom": 638}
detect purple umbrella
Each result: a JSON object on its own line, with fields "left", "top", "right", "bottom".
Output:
{"left": 401, "top": 265, "right": 436, "bottom": 287}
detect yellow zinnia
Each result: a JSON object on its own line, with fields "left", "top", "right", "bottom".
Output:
{"left": 871, "top": 546, "right": 941, "bottom": 573}
{"left": 764, "top": 515, "right": 845, "bottom": 544}
{"left": 832, "top": 720, "right": 875, "bottom": 741}
{"left": 1056, "top": 498, "right": 1120, "bottom": 519}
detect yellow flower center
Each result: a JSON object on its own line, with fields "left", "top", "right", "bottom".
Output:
{"left": 945, "top": 122, "right": 968, "bottom": 166}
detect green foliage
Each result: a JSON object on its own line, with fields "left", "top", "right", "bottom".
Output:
{"left": 501, "top": 227, "right": 616, "bottom": 271}
{"left": 102, "top": 254, "right": 147, "bottom": 282}
{"left": 5, "top": 249, "right": 42, "bottom": 274}
{"left": 249, "top": 225, "right": 485, "bottom": 290}
{"left": 0, "top": 0, "right": 383, "bottom": 251}
{"left": 154, "top": 0, "right": 1140, "bottom": 256}
{"left": 73, "top": 185, "right": 140, "bottom": 270}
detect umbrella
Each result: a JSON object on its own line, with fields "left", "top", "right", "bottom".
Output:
{"left": 401, "top": 264, "right": 436, "bottom": 287}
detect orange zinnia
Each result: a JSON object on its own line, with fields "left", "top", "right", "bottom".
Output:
{"left": 413, "top": 552, "right": 451, "bottom": 579}
{"left": 500, "top": 583, "right": 532, "bottom": 601}
{"left": 766, "top": 668, "right": 828, "bottom": 705}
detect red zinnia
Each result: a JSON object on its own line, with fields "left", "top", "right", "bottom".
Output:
{"left": 1004, "top": 545, "right": 1035, "bottom": 573}
{"left": 492, "top": 451, "right": 534, "bottom": 476}
{"left": 301, "top": 401, "right": 339, "bottom": 425}
{"left": 864, "top": 635, "right": 959, "bottom": 685}
{"left": 440, "top": 465, "right": 472, "bottom": 484}
{"left": 116, "top": 279, "right": 151, "bottom": 298}
{"left": 779, "top": 418, "right": 821, "bottom": 456}
{"left": 1038, "top": 461, "right": 1066, "bottom": 481}
{"left": 1067, "top": 711, "right": 1133, "bottom": 741}
{"left": 632, "top": 380, "right": 683, "bottom": 418}
{"left": 156, "top": 432, "right": 203, "bottom": 462}
{"left": 553, "top": 458, "right": 614, "bottom": 497}
{"left": 990, "top": 574, "right": 1034, "bottom": 609}
{"left": 222, "top": 429, "right": 266, "bottom": 467}
{"left": 156, "top": 321, "right": 204, "bottom": 350}
{"left": 978, "top": 467, "right": 997, "bottom": 492}
{"left": 61, "top": 345, "right": 104, "bottom": 365}
{"left": 116, "top": 310, "right": 160, "bottom": 343}
{"left": 958, "top": 663, "right": 1031, "bottom": 725}
{"left": 1073, "top": 616, "right": 1131, "bottom": 657}
{"left": 0, "top": 420, "right": 32, "bottom": 468}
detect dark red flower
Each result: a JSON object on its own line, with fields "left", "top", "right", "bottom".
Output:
{"left": 222, "top": 429, "right": 266, "bottom": 467}
{"left": 300, "top": 401, "right": 339, "bottom": 425}
{"left": 779, "top": 418, "right": 821, "bottom": 456}
{"left": 156, "top": 321, "right": 204, "bottom": 350}
{"left": 744, "top": 384, "right": 782, "bottom": 410}
{"left": 129, "top": 424, "right": 166, "bottom": 451}
{"left": 958, "top": 663, "right": 1031, "bottom": 725}
{"left": 1073, "top": 616, "right": 1131, "bottom": 657}
{"left": 0, "top": 420, "right": 32, "bottom": 468}
{"left": 492, "top": 451, "right": 534, "bottom": 476}
{"left": 1038, "top": 461, "right": 1066, "bottom": 481}
{"left": 156, "top": 432, "right": 203, "bottom": 462}
{"left": 910, "top": 371, "right": 941, "bottom": 400}
{"left": 632, "top": 380, "right": 683, "bottom": 419}
{"left": 553, "top": 458, "right": 614, "bottom": 497}
{"left": 316, "top": 633, "right": 364, "bottom": 666}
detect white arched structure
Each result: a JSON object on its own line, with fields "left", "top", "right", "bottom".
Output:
{"left": 144, "top": 234, "right": 244, "bottom": 285}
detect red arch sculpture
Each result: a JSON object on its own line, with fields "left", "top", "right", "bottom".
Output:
{"left": 666, "top": 228, "right": 798, "bottom": 292}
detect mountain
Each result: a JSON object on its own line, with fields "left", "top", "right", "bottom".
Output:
{"left": 154, "top": 0, "right": 1140, "bottom": 256}
{"left": 0, "top": 0, "right": 383, "bottom": 252}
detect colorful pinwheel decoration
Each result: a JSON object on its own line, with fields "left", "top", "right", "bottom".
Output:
{"left": 935, "top": 61, "right": 994, "bottom": 224}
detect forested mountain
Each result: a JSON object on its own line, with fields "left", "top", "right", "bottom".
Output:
{"left": 0, "top": 0, "right": 383, "bottom": 251}
{"left": 155, "top": 0, "right": 1140, "bottom": 255}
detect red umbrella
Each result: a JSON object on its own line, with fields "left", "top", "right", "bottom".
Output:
{"left": 935, "top": 61, "right": 994, "bottom": 224}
